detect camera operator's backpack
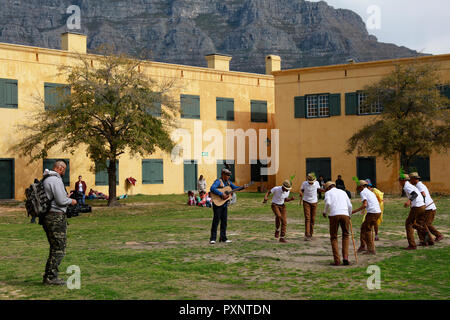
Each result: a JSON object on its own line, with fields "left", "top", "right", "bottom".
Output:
{"left": 25, "top": 174, "right": 55, "bottom": 219}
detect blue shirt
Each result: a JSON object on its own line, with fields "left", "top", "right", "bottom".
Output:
{"left": 210, "top": 178, "right": 239, "bottom": 196}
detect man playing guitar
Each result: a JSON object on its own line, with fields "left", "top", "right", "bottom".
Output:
{"left": 209, "top": 168, "right": 249, "bottom": 244}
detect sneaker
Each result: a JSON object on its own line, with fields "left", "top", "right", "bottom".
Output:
{"left": 357, "top": 246, "right": 367, "bottom": 253}
{"left": 343, "top": 260, "right": 350, "bottom": 266}
{"left": 43, "top": 277, "right": 66, "bottom": 286}
{"left": 279, "top": 238, "right": 287, "bottom": 243}
{"left": 428, "top": 241, "right": 435, "bottom": 246}
{"left": 374, "top": 235, "right": 379, "bottom": 241}
{"left": 435, "top": 235, "right": 444, "bottom": 242}
{"left": 418, "top": 242, "right": 428, "bottom": 247}
{"left": 274, "top": 230, "right": 280, "bottom": 239}
{"left": 304, "top": 236, "right": 312, "bottom": 241}
{"left": 330, "top": 261, "right": 341, "bottom": 266}
{"left": 210, "top": 240, "right": 216, "bottom": 244}
{"left": 404, "top": 246, "right": 417, "bottom": 250}
{"left": 220, "top": 239, "right": 232, "bottom": 243}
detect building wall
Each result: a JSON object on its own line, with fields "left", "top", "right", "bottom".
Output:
{"left": 273, "top": 55, "right": 450, "bottom": 195}
{"left": 0, "top": 40, "right": 275, "bottom": 200}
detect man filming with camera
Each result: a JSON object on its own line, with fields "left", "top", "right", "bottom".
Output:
{"left": 41, "top": 160, "right": 76, "bottom": 285}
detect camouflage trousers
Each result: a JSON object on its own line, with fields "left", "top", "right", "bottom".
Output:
{"left": 42, "top": 212, "right": 67, "bottom": 280}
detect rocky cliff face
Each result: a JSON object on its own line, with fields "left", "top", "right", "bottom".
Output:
{"left": 0, "top": 0, "right": 419, "bottom": 73}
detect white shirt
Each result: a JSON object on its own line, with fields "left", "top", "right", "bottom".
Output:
{"left": 197, "top": 179, "right": 206, "bottom": 192}
{"left": 360, "top": 188, "right": 381, "bottom": 214}
{"left": 271, "top": 186, "right": 290, "bottom": 205}
{"left": 78, "top": 183, "right": 84, "bottom": 192}
{"left": 415, "top": 181, "right": 436, "bottom": 210}
{"left": 403, "top": 181, "right": 425, "bottom": 208}
{"left": 323, "top": 187, "right": 352, "bottom": 217}
{"left": 301, "top": 181, "right": 320, "bottom": 204}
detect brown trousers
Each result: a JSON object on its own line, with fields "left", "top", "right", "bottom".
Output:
{"left": 303, "top": 201, "right": 318, "bottom": 237}
{"left": 405, "top": 206, "right": 427, "bottom": 247}
{"left": 425, "top": 210, "right": 442, "bottom": 238}
{"left": 360, "top": 213, "right": 381, "bottom": 253}
{"left": 417, "top": 210, "right": 438, "bottom": 243}
{"left": 272, "top": 203, "right": 287, "bottom": 239}
{"left": 329, "top": 215, "right": 350, "bottom": 264}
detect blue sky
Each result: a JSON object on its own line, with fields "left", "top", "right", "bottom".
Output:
{"left": 309, "top": 0, "right": 450, "bottom": 55}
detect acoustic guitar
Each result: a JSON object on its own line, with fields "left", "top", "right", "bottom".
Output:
{"left": 211, "top": 181, "right": 255, "bottom": 207}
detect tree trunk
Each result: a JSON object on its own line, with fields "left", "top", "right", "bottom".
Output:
{"left": 107, "top": 159, "right": 119, "bottom": 206}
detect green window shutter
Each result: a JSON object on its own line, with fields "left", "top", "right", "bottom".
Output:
{"left": 0, "top": 78, "right": 18, "bottom": 109}
{"left": 45, "top": 83, "right": 71, "bottom": 110}
{"left": 0, "top": 79, "right": 5, "bottom": 108}
{"left": 251, "top": 100, "right": 268, "bottom": 123}
{"left": 95, "top": 160, "right": 119, "bottom": 186}
{"left": 329, "top": 93, "right": 341, "bottom": 116}
{"left": 181, "top": 94, "right": 200, "bottom": 119}
{"left": 217, "top": 98, "right": 234, "bottom": 121}
{"left": 250, "top": 160, "right": 268, "bottom": 182}
{"left": 142, "top": 159, "right": 164, "bottom": 184}
{"left": 345, "top": 92, "right": 358, "bottom": 115}
{"left": 442, "top": 85, "right": 450, "bottom": 100}
{"left": 294, "top": 96, "right": 306, "bottom": 118}
{"left": 43, "top": 159, "right": 70, "bottom": 187}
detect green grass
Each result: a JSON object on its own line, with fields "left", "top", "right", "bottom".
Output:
{"left": 0, "top": 193, "right": 448, "bottom": 300}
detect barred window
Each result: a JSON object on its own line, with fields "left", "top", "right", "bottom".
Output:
{"left": 358, "top": 92, "right": 382, "bottom": 115}
{"left": 307, "top": 94, "right": 329, "bottom": 118}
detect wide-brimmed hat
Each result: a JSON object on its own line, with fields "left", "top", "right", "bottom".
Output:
{"left": 221, "top": 168, "right": 232, "bottom": 175}
{"left": 359, "top": 180, "right": 368, "bottom": 186}
{"left": 282, "top": 180, "right": 292, "bottom": 190}
{"left": 399, "top": 174, "right": 410, "bottom": 181}
{"left": 409, "top": 172, "right": 421, "bottom": 179}
{"left": 307, "top": 173, "right": 316, "bottom": 182}
{"left": 324, "top": 181, "right": 335, "bottom": 189}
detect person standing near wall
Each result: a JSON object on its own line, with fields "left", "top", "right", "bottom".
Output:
{"left": 198, "top": 175, "right": 207, "bottom": 193}
{"left": 74, "top": 175, "right": 87, "bottom": 205}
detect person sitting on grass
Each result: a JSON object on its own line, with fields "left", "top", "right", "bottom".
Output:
{"left": 205, "top": 192, "right": 212, "bottom": 208}
{"left": 197, "top": 191, "right": 208, "bottom": 207}
{"left": 187, "top": 191, "right": 196, "bottom": 206}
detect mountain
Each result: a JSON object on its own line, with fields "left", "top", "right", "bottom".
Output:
{"left": 0, "top": 0, "right": 421, "bottom": 73}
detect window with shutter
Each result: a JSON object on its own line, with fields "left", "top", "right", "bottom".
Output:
{"left": 305, "top": 94, "right": 330, "bottom": 118}
{"left": 95, "top": 160, "right": 119, "bottom": 186}
{"left": 329, "top": 94, "right": 341, "bottom": 116}
{"left": 180, "top": 94, "right": 200, "bottom": 119}
{"left": 294, "top": 96, "right": 306, "bottom": 118}
{"left": 345, "top": 92, "right": 358, "bottom": 115}
{"left": 43, "top": 158, "right": 70, "bottom": 186}
{"left": 142, "top": 159, "right": 164, "bottom": 184}
{"left": 44, "top": 83, "right": 71, "bottom": 110}
{"left": 0, "top": 78, "right": 18, "bottom": 109}
{"left": 251, "top": 100, "right": 268, "bottom": 123}
{"left": 216, "top": 97, "right": 234, "bottom": 121}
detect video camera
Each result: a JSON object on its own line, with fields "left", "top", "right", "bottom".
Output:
{"left": 67, "top": 191, "right": 92, "bottom": 218}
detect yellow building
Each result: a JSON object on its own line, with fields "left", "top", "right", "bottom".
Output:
{"left": 273, "top": 55, "right": 450, "bottom": 195}
{"left": 0, "top": 33, "right": 276, "bottom": 200}
{"left": 0, "top": 32, "right": 449, "bottom": 200}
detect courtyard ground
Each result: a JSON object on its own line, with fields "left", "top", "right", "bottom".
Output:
{"left": 0, "top": 193, "right": 448, "bottom": 300}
